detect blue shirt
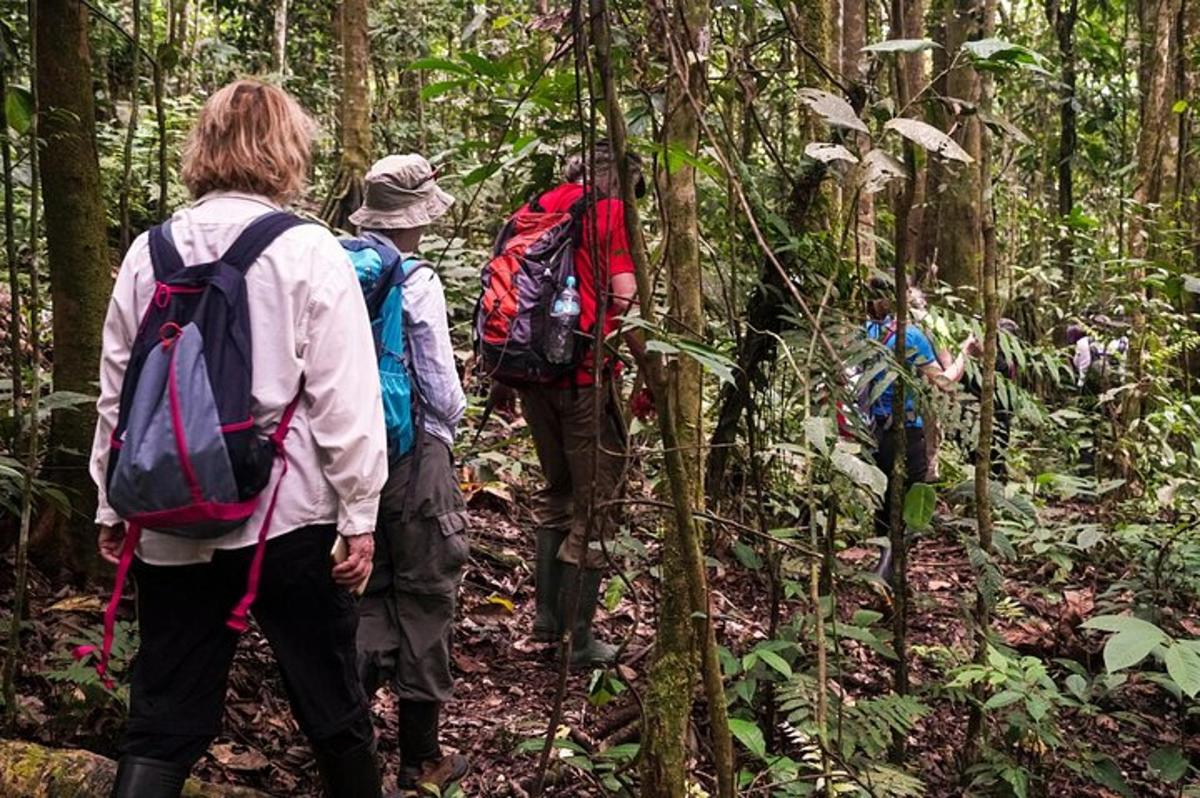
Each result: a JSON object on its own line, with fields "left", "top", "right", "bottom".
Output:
{"left": 865, "top": 318, "right": 936, "bottom": 428}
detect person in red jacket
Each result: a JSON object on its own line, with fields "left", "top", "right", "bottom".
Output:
{"left": 515, "top": 142, "right": 646, "bottom": 667}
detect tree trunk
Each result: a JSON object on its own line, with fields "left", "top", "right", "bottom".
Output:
{"left": 1122, "top": 0, "right": 1178, "bottom": 438}
{"left": 36, "top": 0, "right": 113, "bottom": 580}
{"left": 920, "top": 0, "right": 985, "bottom": 291}
{"left": 1047, "top": 0, "right": 1078, "bottom": 286}
{"left": 273, "top": 0, "right": 289, "bottom": 75}
{"left": 323, "top": 0, "right": 372, "bottom": 229}
{"left": 842, "top": 0, "right": 874, "bottom": 270}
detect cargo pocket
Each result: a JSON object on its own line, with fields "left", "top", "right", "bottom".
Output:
{"left": 434, "top": 508, "right": 470, "bottom": 582}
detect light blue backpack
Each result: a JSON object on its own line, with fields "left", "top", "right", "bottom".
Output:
{"left": 341, "top": 237, "right": 430, "bottom": 460}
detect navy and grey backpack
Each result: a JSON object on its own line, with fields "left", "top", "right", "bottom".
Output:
{"left": 341, "top": 236, "right": 430, "bottom": 461}
{"left": 81, "top": 211, "right": 312, "bottom": 685}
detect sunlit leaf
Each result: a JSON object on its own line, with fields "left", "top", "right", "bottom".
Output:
{"left": 862, "top": 38, "right": 939, "bottom": 54}
{"left": 797, "top": 88, "right": 868, "bottom": 134}
{"left": 804, "top": 142, "right": 859, "bottom": 165}
{"left": 728, "top": 718, "right": 767, "bottom": 759}
{"left": 5, "top": 85, "right": 32, "bottom": 135}
{"left": 902, "top": 483, "right": 936, "bottom": 531}
{"left": 884, "top": 118, "right": 974, "bottom": 163}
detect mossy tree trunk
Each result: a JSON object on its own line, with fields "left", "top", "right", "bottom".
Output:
{"left": 323, "top": 0, "right": 372, "bottom": 229}
{"left": 36, "top": 0, "right": 113, "bottom": 581}
{"left": 920, "top": 0, "right": 985, "bottom": 291}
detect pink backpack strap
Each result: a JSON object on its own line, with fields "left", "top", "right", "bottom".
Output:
{"left": 226, "top": 382, "right": 306, "bottom": 633}
{"left": 75, "top": 523, "right": 143, "bottom": 688}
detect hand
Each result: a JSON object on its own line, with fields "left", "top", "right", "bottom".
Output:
{"left": 97, "top": 525, "right": 124, "bottom": 566}
{"left": 489, "top": 381, "right": 519, "bottom": 420}
{"left": 332, "top": 533, "right": 374, "bottom": 590}
{"left": 962, "top": 334, "right": 981, "bottom": 357}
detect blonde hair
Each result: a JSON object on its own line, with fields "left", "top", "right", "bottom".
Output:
{"left": 181, "top": 79, "right": 316, "bottom": 203}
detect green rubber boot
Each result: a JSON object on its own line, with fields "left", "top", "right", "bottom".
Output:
{"left": 558, "top": 564, "right": 618, "bottom": 668}
{"left": 533, "top": 528, "right": 567, "bottom": 642}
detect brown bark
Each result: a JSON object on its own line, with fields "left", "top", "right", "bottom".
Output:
{"left": 323, "top": 0, "right": 372, "bottom": 229}
{"left": 842, "top": 0, "right": 875, "bottom": 270}
{"left": 1122, "top": 0, "right": 1179, "bottom": 433}
{"left": 920, "top": 0, "right": 985, "bottom": 291}
{"left": 36, "top": 0, "right": 113, "bottom": 579}
{"left": 273, "top": 0, "right": 289, "bottom": 74}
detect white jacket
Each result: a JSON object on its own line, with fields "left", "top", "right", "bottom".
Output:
{"left": 89, "top": 192, "right": 388, "bottom": 565}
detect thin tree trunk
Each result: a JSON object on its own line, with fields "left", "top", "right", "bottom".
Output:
{"left": 887, "top": 0, "right": 918, "bottom": 763}
{"left": 2, "top": 0, "right": 41, "bottom": 725}
{"left": 36, "top": 0, "right": 113, "bottom": 580}
{"left": 842, "top": 0, "right": 874, "bottom": 270}
{"left": 118, "top": 0, "right": 142, "bottom": 252}
{"left": 0, "top": 78, "right": 21, "bottom": 419}
{"left": 603, "top": 0, "right": 733, "bottom": 794}
{"left": 1047, "top": 0, "right": 1078, "bottom": 286}
{"left": 322, "top": 0, "right": 372, "bottom": 229}
{"left": 963, "top": 0, "right": 998, "bottom": 769}
{"left": 273, "top": 0, "right": 288, "bottom": 75}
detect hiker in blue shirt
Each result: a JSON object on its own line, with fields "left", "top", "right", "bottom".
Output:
{"left": 864, "top": 283, "right": 975, "bottom": 581}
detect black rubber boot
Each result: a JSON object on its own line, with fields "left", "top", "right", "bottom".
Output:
{"left": 315, "top": 738, "right": 383, "bottom": 798}
{"left": 558, "top": 565, "right": 618, "bottom": 668}
{"left": 533, "top": 528, "right": 567, "bottom": 642}
{"left": 109, "top": 755, "right": 189, "bottom": 798}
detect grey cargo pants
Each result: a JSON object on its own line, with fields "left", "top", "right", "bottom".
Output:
{"left": 357, "top": 434, "right": 469, "bottom": 703}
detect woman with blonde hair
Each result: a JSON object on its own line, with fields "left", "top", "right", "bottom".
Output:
{"left": 90, "top": 79, "right": 387, "bottom": 797}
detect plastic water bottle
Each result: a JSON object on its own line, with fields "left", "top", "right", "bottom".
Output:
{"left": 546, "top": 276, "right": 580, "bottom": 365}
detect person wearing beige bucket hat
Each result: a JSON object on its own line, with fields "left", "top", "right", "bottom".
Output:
{"left": 342, "top": 154, "right": 470, "bottom": 797}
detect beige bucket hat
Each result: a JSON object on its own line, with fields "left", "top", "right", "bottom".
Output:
{"left": 349, "top": 154, "right": 455, "bottom": 230}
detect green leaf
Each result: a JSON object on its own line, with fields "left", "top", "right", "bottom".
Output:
{"left": 983, "top": 689, "right": 1023, "bottom": 710}
{"left": 1087, "top": 756, "right": 1133, "bottom": 797}
{"left": 803, "top": 416, "right": 834, "bottom": 456}
{"left": 831, "top": 446, "right": 887, "bottom": 497}
{"left": 902, "top": 483, "right": 936, "bottom": 531}
{"left": 862, "top": 38, "right": 939, "bottom": 54}
{"left": 1163, "top": 643, "right": 1200, "bottom": 698}
{"left": 421, "top": 79, "right": 468, "bottom": 101}
{"left": 5, "top": 85, "right": 33, "bottom": 135}
{"left": 409, "top": 56, "right": 473, "bottom": 77}
{"left": 1148, "top": 745, "right": 1189, "bottom": 782}
{"left": 1103, "top": 628, "right": 1164, "bottom": 673}
{"left": 728, "top": 718, "right": 767, "bottom": 759}
{"left": 460, "top": 51, "right": 506, "bottom": 80}
{"left": 1065, "top": 674, "right": 1089, "bottom": 702}
{"left": 1081, "top": 614, "right": 1166, "bottom": 636}
{"left": 1172, "top": 99, "right": 1189, "bottom": 114}
{"left": 756, "top": 649, "right": 792, "bottom": 679}
{"left": 962, "top": 38, "right": 1032, "bottom": 62}
{"left": 461, "top": 161, "right": 502, "bottom": 186}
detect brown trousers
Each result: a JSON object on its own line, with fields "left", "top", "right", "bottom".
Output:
{"left": 518, "top": 381, "right": 627, "bottom": 569}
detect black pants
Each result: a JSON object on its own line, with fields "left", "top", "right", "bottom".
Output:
{"left": 123, "top": 525, "right": 374, "bottom": 766}
{"left": 872, "top": 425, "right": 930, "bottom": 539}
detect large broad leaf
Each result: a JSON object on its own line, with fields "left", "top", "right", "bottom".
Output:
{"left": 1102, "top": 627, "right": 1165, "bottom": 673}
{"left": 884, "top": 118, "right": 974, "bottom": 163}
{"left": 409, "top": 56, "right": 473, "bottom": 77}
{"left": 832, "top": 445, "right": 887, "bottom": 498}
{"left": 979, "top": 110, "right": 1032, "bottom": 146}
{"left": 903, "top": 483, "right": 936, "bottom": 531}
{"left": 962, "top": 38, "right": 1032, "bottom": 62}
{"left": 5, "top": 85, "right": 32, "bottom": 135}
{"left": 862, "top": 38, "right": 939, "bottom": 54}
{"left": 1183, "top": 274, "right": 1200, "bottom": 293}
{"left": 804, "top": 142, "right": 859, "bottom": 165}
{"left": 1081, "top": 614, "right": 1166, "bottom": 636}
{"left": 1147, "top": 745, "right": 1189, "bottom": 782}
{"left": 857, "top": 148, "right": 907, "bottom": 194}
{"left": 797, "top": 88, "right": 868, "bottom": 134}
{"left": 1087, "top": 756, "right": 1133, "bottom": 797}
{"left": 728, "top": 718, "right": 767, "bottom": 759}
{"left": 1163, "top": 643, "right": 1200, "bottom": 698}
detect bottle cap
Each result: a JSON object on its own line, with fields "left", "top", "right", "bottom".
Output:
{"left": 565, "top": 276, "right": 576, "bottom": 288}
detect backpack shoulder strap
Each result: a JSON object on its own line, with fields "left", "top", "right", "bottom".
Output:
{"left": 221, "top": 211, "right": 314, "bottom": 273}
{"left": 147, "top": 221, "right": 186, "bottom": 281}
{"left": 398, "top": 256, "right": 433, "bottom": 285}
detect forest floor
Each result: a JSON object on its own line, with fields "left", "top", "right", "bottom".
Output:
{"left": 0, "top": 441, "right": 1189, "bottom": 797}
